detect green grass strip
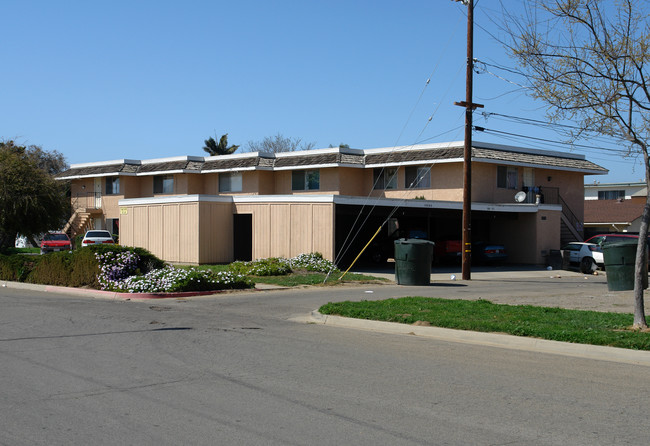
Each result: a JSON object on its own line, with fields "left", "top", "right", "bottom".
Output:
{"left": 319, "top": 297, "right": 650, "bottom": 350}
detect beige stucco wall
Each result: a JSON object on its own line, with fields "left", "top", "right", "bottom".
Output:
{"left": 234, "top": 202, "right": 335, "bottom": 261}
{"left": 489, "top": 209, "right": 561, "bottom": 264}
{"left": 371, "top": 163, "right": 464, "bottom": 201}
{"left": 338, "top": 167, "right": 368, "bottom": 196}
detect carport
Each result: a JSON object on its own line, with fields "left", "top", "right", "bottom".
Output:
{"left": 331, "top": 196, "right": 562, "bottom": 268}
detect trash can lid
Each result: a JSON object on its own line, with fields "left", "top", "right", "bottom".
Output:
{"left": 394, "top": 238, "right": 434, "bottom": 245}
{"left": 602, "top": 241, "right": 639, "bottom": 249}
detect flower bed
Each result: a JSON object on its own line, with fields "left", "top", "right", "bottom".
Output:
{"left": 228, "top": 252, "right": 338, "bottom": 276}
{"left": 96, "top": 251, "right": 252, "bottom": 293}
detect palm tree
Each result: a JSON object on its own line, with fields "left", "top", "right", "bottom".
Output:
{"left": 203, "top": 133, "right": 239, "bottom": 156}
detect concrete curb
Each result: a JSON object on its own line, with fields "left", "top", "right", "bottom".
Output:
{"left": 303, "top": 311, "right": 650, "bottom": 367}
{"left": 0, "top": 280, "right": 272, "bottom": 299}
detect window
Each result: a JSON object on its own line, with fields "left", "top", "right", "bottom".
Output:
{"left": 598, "top": 190, "right": 625, "bottom": 200}
{"left": 373, "top": 167, "right": 398, "bottom": 190}
{"left": 105, "top": 176, "right": 120, "bottom": 195}
{"left": 153, "top": 175, "right": 174, "bottom": 194}
{"left": 292, "top": 170, "right": 320, "bottom": 190}
{"left": 405, "top": 166, "right": 431, "bottom": 188}
{"left": 497, "top": 166, "right": 518, "bottom": 189}
{"left": 219, "top": 172, "right": 243, "bottom": 192}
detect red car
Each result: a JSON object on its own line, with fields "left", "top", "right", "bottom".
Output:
{"left": 40, "top": 232, "right": 72, "bottom": 254}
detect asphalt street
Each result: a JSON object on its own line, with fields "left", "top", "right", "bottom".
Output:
{"left": 1, "top": 270, "right": 650, "bottom": 445}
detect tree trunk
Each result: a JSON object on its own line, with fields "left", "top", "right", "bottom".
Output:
{"left": 633, "top": 153, "right": 650, "bottom": 329}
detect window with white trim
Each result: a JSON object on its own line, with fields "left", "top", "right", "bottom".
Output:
{"left": 219, "top": 172, "right": 243, "bottom": 192}
{"left": 292, "top": 170, "right": 320, "bottom": 190}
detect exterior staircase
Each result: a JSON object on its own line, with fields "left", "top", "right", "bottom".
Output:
{"left": 63, "top": 209, "right": 93, "bottom": 241}
{"left": 559, "top": 195, "right": 584, "bottom": 246}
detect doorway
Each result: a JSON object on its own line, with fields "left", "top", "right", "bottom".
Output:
{"left": 233, "top": 214, "right": 252, "bottom": 261}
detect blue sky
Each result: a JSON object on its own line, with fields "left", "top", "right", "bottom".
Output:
{"left": 1, "top": 1, "right": 642, "bottom": 183}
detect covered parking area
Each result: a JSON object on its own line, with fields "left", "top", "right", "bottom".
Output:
{"left": 332, "top": 196, "right": 561, "bottom": 268}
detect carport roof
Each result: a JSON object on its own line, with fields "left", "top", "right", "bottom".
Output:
{"left": 55, "top": 140, "right": 607, "bottom": 179}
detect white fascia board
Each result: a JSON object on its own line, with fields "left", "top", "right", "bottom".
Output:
{"left": 119, "top": 195, "right": 234, "bottom": 206}
{"left": 135, "top": 169, "right": 199, "bottom": 176}
{"left": 232, "top": 194, "right": 336, "bottom": 203}
{"left": 332, "top": 195, "right": 561, "bottom": 213}
{"left": 584, "top": 182, "right": 646, "bottom": 188}
{"left": 69, "top": 159, "right": 141, "bottom": 169}
{"left": 140, "top": 155, "right": 204, "bottom": 164}
{"left": 57, "top": 172, "right": 138, "bottom": 180}
{"left": 118, "top": 193, "right": 562, "bottom": 213}
{"left": 274, "top": 147, "right": 355, "bottom": 158}
{"left": 203, "top": 152, "right": 269, "bottom": 162}
{"left": 200, "top": 167, "right": 259, "bottom": 174}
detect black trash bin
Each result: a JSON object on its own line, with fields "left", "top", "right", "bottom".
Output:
{"left": 602, "top": 242, "right": 648, "bottom": 291}
{"left": 394, "top": 238, "right": 434, "bottom": 285}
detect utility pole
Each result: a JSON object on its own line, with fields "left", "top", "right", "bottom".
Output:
{"left": 453, "top": 0, "right": 482, "bottom": 280}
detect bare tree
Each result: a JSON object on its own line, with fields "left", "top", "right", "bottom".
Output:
{"left": 501, "top": 0, "right": 650, "bottom": 328}
{"left": 245, "top": 133, "right": 316, "bottom": 153}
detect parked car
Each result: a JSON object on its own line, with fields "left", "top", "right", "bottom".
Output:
{"left": 561, "top": 242, "right": 603, "bottom": 273}
{"left": 585, "top": 233, "right": 644, "bottom": 246}
{"left": 434, "top": 238, "right": 462, "bottom": 264}
{"left": 40, "top": 232, "right": 72, "bottom": 254}
{"left": 472, "top": 241, "right": 507, "bottom": 264}
{"left": 81, "top": 230, "right": 116, "bottom": 247}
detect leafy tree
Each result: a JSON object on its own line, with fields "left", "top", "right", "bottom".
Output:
{"left": 245, "top": 133, "right": 316, "bottom": 153}
{"left": 501, "top": 0, "right": 650, "bottom": 328}
{"left": 203, "top": 133, "right": 239, "bottom": 156}
{"left": 0, "top": 141, "right": 70, "bottom": 250}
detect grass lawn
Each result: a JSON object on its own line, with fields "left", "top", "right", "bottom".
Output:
{"left": 192, "top": 264, "right": 387, "bottom": 287}
{"left": 250, "top": 271, "right": 387, "bottom": 287}
{"left": 319, "top": 297, "right": 650, "bottom": 350}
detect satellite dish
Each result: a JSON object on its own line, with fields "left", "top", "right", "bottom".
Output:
{"left": 514, "top": 191, "right": 527, "bottom": 203}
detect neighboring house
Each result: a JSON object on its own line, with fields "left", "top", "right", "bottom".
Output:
{"left": 55, "top": 141, "right": 607, "bottom": 266}
{"left": 584, "top": 182, "right": 647, "bottom": 237}
{"left": 584, "top": 181, "right": 647, "bottom": 202}
{"left": 584, "top": 199, "right": 645, "bottom": 235}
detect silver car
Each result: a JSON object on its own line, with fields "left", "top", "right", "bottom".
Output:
{"left": 81, "top": 230, "right": 115, "bottom": 247}
{"left": 561, "top": 242, "right": 603, "bottom": 273}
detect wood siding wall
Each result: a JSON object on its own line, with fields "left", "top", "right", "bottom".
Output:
{"left": 235, "top": 202, "right": 335, "bottom": 261}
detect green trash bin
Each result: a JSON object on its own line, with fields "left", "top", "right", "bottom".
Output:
{"left": 602, "top": 242, "right": 648, "bottom": 291}
{"left": 394, "top": 238, "right": 434, "bottom": 285}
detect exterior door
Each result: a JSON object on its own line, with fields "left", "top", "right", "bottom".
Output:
{"left": 94, "top": 178, "right": 102, "bottom": 209}
{"left": 523, "top": 167, "right": 534, "bottom": 203}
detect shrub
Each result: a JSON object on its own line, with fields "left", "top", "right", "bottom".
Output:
{"left": 229, "top": 258, "right": 292, "bottom": 276}
{"left": 288, "top": 252, "right": 339, "bottom": 273}
{"left": 0, "top": 254, "right": 40, "bottom": 282}
{"left": 227, "top": 253, "right": 338, "bottom": 276}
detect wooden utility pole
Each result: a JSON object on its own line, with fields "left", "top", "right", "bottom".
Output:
{"left": 453, "top": 0, "right": 482, "bottom": 280}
